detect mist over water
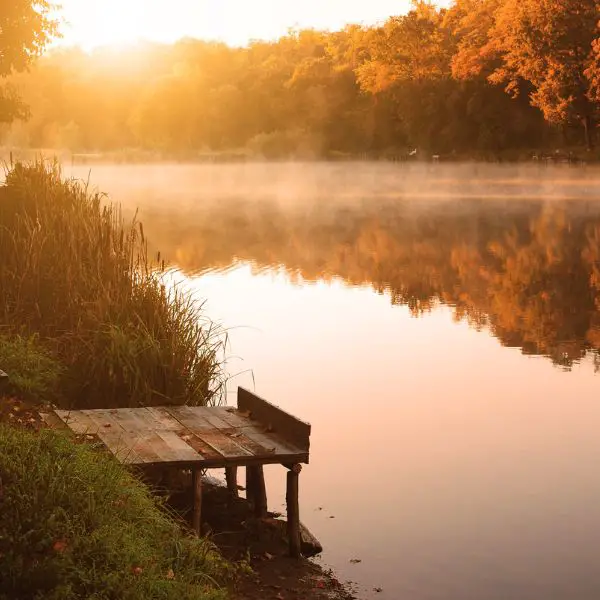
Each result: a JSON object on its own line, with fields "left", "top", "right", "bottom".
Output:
{"left": 63, "top": 161, "right": 600, "bottom": 599}
{"left": 67, "top": 161, "right": 600, "bottom": 207}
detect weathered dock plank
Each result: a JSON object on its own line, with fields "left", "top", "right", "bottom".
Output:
{"left": 50, "top": 387, "right": 312, "bottom": 556}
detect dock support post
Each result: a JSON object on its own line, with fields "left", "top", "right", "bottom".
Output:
{"left": 286, "top": 463, "right": 302, "bottom": 558}
{"left": 246, "top": 465, "right": 267, "bottom": 517}
{"left": 192, "top": 468, "right": 203, "bottom": 536}
{"left": 225, "top": 466, "right": 239, "bottom": 498}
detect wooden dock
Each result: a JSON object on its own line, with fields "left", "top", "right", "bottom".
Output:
{"left": 42, "top": 387, "right": 311, "bottom": 557}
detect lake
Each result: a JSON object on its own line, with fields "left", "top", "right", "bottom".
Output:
{"left": 67, "top": 161, "right": 600, "bottom": 599}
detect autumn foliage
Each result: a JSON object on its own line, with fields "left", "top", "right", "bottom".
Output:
{"left": 2, "top": 0, "right": 600, "bottom": 154}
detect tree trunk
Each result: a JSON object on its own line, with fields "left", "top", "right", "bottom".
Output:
{"left": 583, "top": 114, "right": 594, "bottom": 150}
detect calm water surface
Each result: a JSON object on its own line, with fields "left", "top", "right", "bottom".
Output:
{"left": 69, "top": 162, "right": 600, "bottom": 599}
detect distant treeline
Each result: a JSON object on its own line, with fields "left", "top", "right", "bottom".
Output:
{"left": 3, "top": 0, "right": 600, "bottom": 158}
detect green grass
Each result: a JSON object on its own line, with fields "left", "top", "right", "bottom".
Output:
{"left": 0, "top": 161, "right": 226, "bottom": 408}
{"left": 0, "top": 335, "right": 63, "bottom": 403}
{"left": 0, "top": 424, "right": 231, "bottom": 600}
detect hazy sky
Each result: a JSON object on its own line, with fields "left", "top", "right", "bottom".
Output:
{"left": 56, "top": 0, "right": 434, "bottom": 50}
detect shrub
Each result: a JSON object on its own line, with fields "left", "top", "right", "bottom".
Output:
{"left": 0, "top": 335, "right": 63, "bottom": 403}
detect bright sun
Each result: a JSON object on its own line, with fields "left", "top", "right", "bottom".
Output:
{"left": 56, "top": 0, "right": 420, "bottom": 51}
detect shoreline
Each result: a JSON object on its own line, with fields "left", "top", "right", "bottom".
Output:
{"left": 0, "top": 393, "right": 356, "bottom": 600}
{"left": 2, "top": 146, "right": 600, "bottom": 167}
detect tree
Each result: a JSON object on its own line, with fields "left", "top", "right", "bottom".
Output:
{"left": 357, "top": 2, "right": 454, "bottom": 93}
{"left": 488, "top": 0, "right": 598, "bottom": 148}
{"left": 0, "top": 0, "right": 58, "bottom": 122}
{"left": 446, "top": 0, "right": 502, "bottom": 80}
{"left": 354, "top": 2, "right": 459, "bottom": 151}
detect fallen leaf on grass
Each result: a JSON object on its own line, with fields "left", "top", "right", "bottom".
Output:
{"left": 53, "top": 540, "right": 68, "bottom": 553}
{"left": 131, "top": 566, "right": 143, "bottom": 575}
{"left": 166, "top": 568, "right": 175, "bottom": 580}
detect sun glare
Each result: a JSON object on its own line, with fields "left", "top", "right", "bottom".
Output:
{"left": 56, "top": 0, "right": 420, "bottom": 51}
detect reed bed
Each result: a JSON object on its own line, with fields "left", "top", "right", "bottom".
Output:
{"left": 0, "top": 162, "right": 226, "bottom": 408}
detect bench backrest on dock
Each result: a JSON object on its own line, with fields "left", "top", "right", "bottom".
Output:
{"left": 238, "top": 387, "right": 311, "bottom": 451}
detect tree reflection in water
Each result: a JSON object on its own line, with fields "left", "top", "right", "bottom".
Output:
{"left": 142, "top": 198, "right": 600, "bottom": 370}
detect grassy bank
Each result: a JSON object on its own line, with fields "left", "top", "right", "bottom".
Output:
{"left": 0, "top": 166, "right": 235, "bottom": 599}
{"left": 0, "top": 424, "right": 231, "bottom": 600}
{"left": 0, "top": 162, "right": 225, "bottom": 409}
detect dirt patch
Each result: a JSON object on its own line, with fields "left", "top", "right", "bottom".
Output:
{"left": 0, "top": 395, "right": 45, "bottom": 430}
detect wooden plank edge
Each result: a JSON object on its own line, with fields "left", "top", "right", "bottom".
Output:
{"left": 107, "top": 453, "right": 309, "bottom": 470}
{"left": 39, "top": 412, "right": 70, "bottom": 431}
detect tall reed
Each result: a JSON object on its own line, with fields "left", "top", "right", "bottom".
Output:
{"left": 0, "top": 161, "right": 226, "bottom": 408}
